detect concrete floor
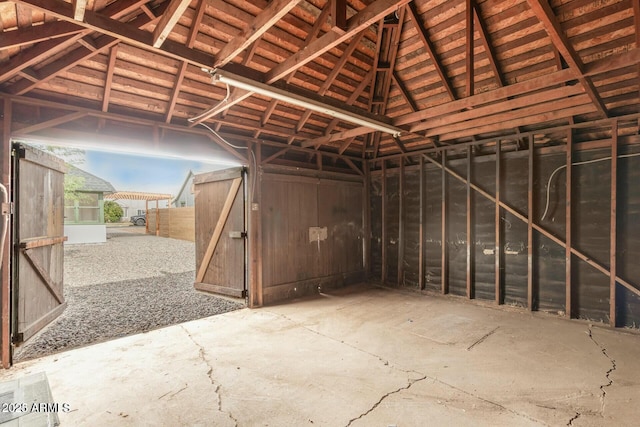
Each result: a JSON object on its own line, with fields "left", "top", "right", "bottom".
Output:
{"left": 1, "top": 284, "right": 639, "bottom": 426}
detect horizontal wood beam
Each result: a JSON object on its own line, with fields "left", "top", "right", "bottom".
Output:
{"left": 526, "top": 0, "right": 608, "bottom": 117}
{"left": 0, "top": 21, "right": 84, "bottom": 49}
{"left": 301, "top": 126, "right": 373, "bottom": 148}
{"left": 395, "top": 48, "right": 640, "bottom": 127}
{"left": 411, "top": 85, "right": 585, "bottom": 134}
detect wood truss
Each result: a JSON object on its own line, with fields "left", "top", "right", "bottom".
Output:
{"left": 0, "top": 0, "right": 638, "bottom": 166}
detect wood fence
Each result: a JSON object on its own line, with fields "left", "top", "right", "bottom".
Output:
{"left": 146, "top": 207, "right": 195, "bottom": 242}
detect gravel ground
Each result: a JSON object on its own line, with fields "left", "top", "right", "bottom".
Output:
{"left": 14, "top": 227, "right": 244, "bottom": 362}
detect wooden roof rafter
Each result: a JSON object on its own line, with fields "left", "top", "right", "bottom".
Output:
{"left": 165, "top": 0, "right": 207, "bottom": 124}
{"left": 190, "top": 0, "right": 412, "bottom": 126}
{"left": 212, "top": 0, "right": 304, "bottom": 69}
{"left": 5, "top": 0, "right": 166, "bottom": 96}
{"left": 369, "top": 5, "right": 407, "bottom": 157}
{"left": 0, "top": 21, "right": 84, "bottom": 50}
{"left": 526, "top": 0, "right": 608, "bottom": 118}
{"left": 102, "top": 44, "right": 118, "bottom": 112}
{"left": 152, "top": 0, "right": 191, "bottom": 48}
{"left": 405, "top": 2, "right": 456, "bottom": 101}
{"left": 259, "top": 4, "right": 331, "bottom": 131}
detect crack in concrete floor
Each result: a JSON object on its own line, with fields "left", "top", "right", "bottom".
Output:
{"left": 344, "top": 375, "right": 429, "bottom": 427}
{"left": 587, "top": 326, "right": 617, "bottom": 415}
{"left": 180, "top": 325, "right": 239, "bottom": 427}
{"left": 268, "top": 310, "right": 547, "bottom": 426}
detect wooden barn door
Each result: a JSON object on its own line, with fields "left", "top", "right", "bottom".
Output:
{"left": 12, "top": 144, "right": 67, "bottom": 345}
{"left": 194, "top": 167, "right": 246, "bottom": 299}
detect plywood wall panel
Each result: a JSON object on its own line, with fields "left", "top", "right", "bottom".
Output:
{"left": 617, "top": 149, "right": 640, "bottom": 327}
{"left": 260, "top": 173, "right": 364, "bottom": 302}
{"left": 370, "top": 176, "right": 383, "bottom": 280}
{"left": 424, "top": 168, "right": 442, "bottom": 291}
{"left": 384, "top": 174, "right": 399, "bottom": 285}
{"left": 446, "top": 174, "right": 467, "bottom": 296}
{"left": 402, "top": 170, "right": 421, "bottom": 288}
{"left": 472, "top": 159, "right": 496, "bottom": 301}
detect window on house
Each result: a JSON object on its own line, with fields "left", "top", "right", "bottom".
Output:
{"left": 64, "top": 193, "right": 101, "bottom": 224}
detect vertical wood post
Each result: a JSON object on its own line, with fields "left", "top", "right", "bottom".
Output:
{"left": 249, "top": 142, "right": 263, "bottom": 307}
{"left": 527, "top": 135, "right": 535, "bottom": 311}
{"left": 441, "top": 153, "right": 448, "bottom": 294}
{"left": 381, "top": 160, "right": 387, "bottom": 284}
{"left": 419, "top": 156, "right": 425, "bottom": 290}
{"left": 155, "top": 199, "right": 159, "bottom": 236}
{"left": 1, "top": 97, "right": 12, "bottom": 368}
{"left": 466, "top": 147, "right": 474, "bottom": 298}
{"left": 609, "top": 121, "right": 618, "bottom": 327}
{"left": 398, "top": 161, "right": 405, "bottom": 286}
{"left": 495, "top": 140, "right": 502, "bottom": 304}
{"left": 145, "top": 200, "right": 149, "bottom": 233}
{"left": 566, "top": 131, "right": 573, "bottom": 318}
{"left": 363, "top": 160, "right": 371, "bottom": 278}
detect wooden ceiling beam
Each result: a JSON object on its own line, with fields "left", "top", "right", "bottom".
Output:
{"left": 473, "top": 4, "right": 504, "bottom": 88}
{"left": 7, "top": 5, "right": 165, "bottom": 96}
{"left": 213, "top": 0, "right": 304, "bottom": 68}
{"left": 295, "top": 32, "right": 364, "bottom": 133}
{"left": 189, "top": 1, "right": 400, "bottom": 125}
{"left": 312, "top": 69, "right": 374, "bottom": 151}
{"left": 101, "top": 0, "right": 151, "bottom": 20}
{"left": 526, "top": 0, "right": 608, "bottom": 117}
{"left": 0, "top": 21, "right": 83, "bottom": 49}
{"left": 13, "top": 0, "right": 215, "bottom": 70}
{"left": 395, "top": 46, "right": 640, "bottom": 127}
{"left": 152, "top": 0, "right": 191, "bottom": 48}
{"left": 301, "top": 126, "right": 373, "bottom": 148}
{"left": 165, "top": 0, "right": 207, "bottom": 123}
{"left": 392, "top": 71, "right": 417, "bottom": 112}
{"left": 330, "top": 0, "right": 347, "bottom": 33}
{"left": 72, "top": 0, "right": 88, "bottom": 21}
{"left": 102, "top": 44, "right": 118, "bottom": 112}
{"left": 465, "top": 0, "right": 474, "bottom": 98}
{"left": 406, "top": 2, "right": 456, "bottom": 101}
{"left": 0, "top": 32, "right": 87, "bottom": 83}
{"left": 635, "top": 0, "right": 640, "bottom": 131}
{"left": 260, "top": 4, "right": 330, "bottom": 127}
{"left": 13, "top": 111, "right": 88, "bottom": 135}
{"left": 413, "top": 85, "right": 585, "bottom": 134}
{"left": 267, "top": 0, "right": 412, "bottom": 83}
{"left": 439, "top": 97, "right": 595, "bottom": 141}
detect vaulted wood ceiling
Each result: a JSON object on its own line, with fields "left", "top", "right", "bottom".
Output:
{"left": 1, "top": 0, "right": 639, "bottom": 168}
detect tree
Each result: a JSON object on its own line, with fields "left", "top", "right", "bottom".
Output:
{"left": 103, "top": 201, "right": 123, "bottom": 223}
{"left": 63, "top": 174, "right": 86, "bottom": 204}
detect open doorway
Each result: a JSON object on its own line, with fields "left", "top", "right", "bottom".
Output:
{"left": 12, "top": 144, "right": 246, "bottom": 363}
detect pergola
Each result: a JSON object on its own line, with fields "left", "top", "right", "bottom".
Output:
{"left": 105, "top": 191, "right": 173, "bottom": 236}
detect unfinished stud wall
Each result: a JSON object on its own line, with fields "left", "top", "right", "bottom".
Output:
{"left": 370, "top": 142, "right": 640, "bottom": 328}
{"left": 260, "top": 171, "right": 365, "bottom": 304}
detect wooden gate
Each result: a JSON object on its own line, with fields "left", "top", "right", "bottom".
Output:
{"left": 12, "top": 145, "right": 66, "bottom": 345}
{"left": 194, "top": 167, "right": 246, "bottom": 298}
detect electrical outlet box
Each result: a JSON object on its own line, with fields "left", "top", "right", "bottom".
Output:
{"left": 309, "top": 226, "right": 327, "bottom": 242}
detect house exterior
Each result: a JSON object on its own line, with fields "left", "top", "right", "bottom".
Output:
{"left": 64, "top": 165, "right": 116, "bottom": 244}
{"left": 172, "top": 167, "right": 230, "bottom": 208}
{"left": 172, "top": 170, "right": 195, "bottom": 208}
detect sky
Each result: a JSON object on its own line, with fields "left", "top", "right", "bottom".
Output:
{"left": 43, "top": 145, "right": 237, "bottom": 197}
